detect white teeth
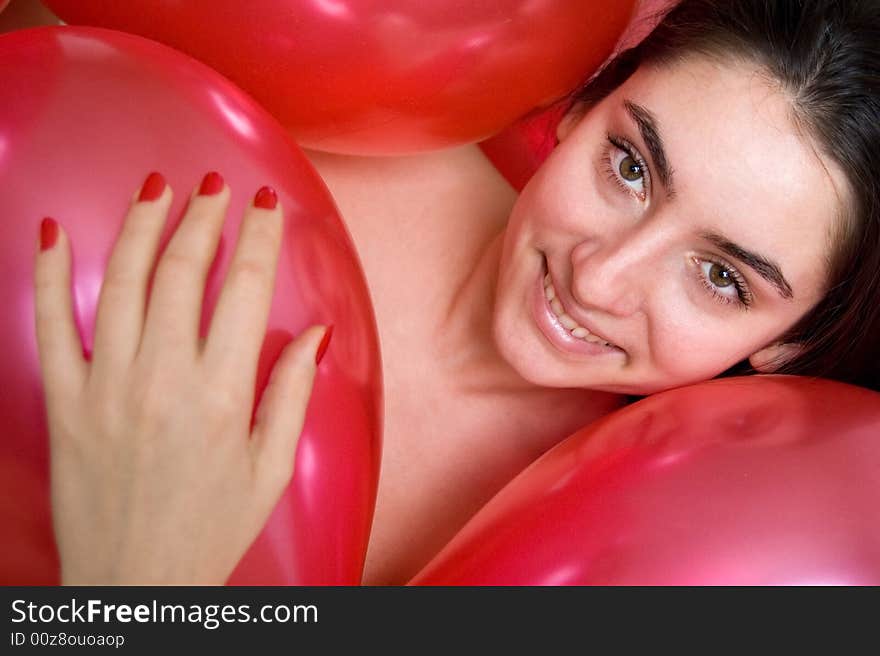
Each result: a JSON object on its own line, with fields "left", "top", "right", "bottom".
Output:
{"left": 543, "top": 278, "right": 615, "bottom": 348}
{"left": 558, "top": 313, "right": 578, "bottom": 330}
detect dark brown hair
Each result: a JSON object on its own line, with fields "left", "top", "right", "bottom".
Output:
{"left": 567, "top": 0, "right": 880, "bottom": 391}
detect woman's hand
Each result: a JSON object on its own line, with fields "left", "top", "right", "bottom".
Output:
{"left": 33, "top": 171, "right": 331, "bottom": 585}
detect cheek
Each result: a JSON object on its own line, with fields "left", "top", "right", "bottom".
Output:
{"left": 642, "top": 292, "right": 749, "bottom": 383}
{"left": 517, "top": 152, "right": 604, "bottom": 239}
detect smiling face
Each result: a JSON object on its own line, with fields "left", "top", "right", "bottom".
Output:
{"left": 493, "top": 54, "right": 849, "bottom": 395}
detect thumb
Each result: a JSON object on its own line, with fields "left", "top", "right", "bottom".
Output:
{"left": 250, "top": 324, "right": 333, "bottom": 498}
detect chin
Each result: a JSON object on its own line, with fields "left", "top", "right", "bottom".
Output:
{"left": 492, "top": 312, "right": 603, "bottom": 390}
{"left": 492, "top": 311, "right": 557, "bottom": 386}
{"left": 624, "top": 373, "right": 714, "bottom": 397}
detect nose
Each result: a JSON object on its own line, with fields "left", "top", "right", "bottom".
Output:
{"left": 570, "top": 223, "right": 664, "bottom": 318}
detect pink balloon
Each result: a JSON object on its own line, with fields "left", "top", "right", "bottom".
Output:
{"left": 0, "top": 26, "right": 382, "bottom": 584}
{"left": 411, "top": 376, "right": 880, "bottom": 585}
{"left": 43, "top": 0, "right": 636, "bottom": 155}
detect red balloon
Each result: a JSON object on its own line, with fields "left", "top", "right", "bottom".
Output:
{"left": 479, "top": 104, "right": 567, "bottom": 191}
{"left": 43, "top": 0, "right": 636, "bottom": 155}
{"left": 0, "top": 26, "right": 382, "bottom": 584}
{"left": 479, "top": 0, "right": 677, "bottom": 190}
{"left": 411, "top": 376, "right": 880, "bottom": 585}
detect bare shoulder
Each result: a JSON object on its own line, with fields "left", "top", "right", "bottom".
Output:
{"left": 302, "top": 144, "right": 517, "bottom": 241}
{"left": 302, "top": 144, "right": 517, "bottom": 311}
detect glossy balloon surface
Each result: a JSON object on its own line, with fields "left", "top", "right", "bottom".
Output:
{"left": 44, "top": 0, "right": 636, "bottom": 155}
{"left": 0, "top": 26, "right": 382, "bottom": 584}
{"left": 412, "top": 376, "right": 880, "bottom": 585}
{"left": 479, "top": 0, "right": 676, "bottom": 190}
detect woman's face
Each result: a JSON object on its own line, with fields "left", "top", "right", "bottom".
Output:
{"left": 493, "top": 54, "right": 848, "bottom": 395}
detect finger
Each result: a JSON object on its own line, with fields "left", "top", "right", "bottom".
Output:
{"left": 204, "top": 186, "right": 282, "bottom": 393}
{"left": 140, "top": 171, "right": 228, "bottom": 359}
{"left": 33, "top": 217, "right": 88, "bottom": 402}
{"left": 91, "top": 172, "right": 172, "bottom": 374}
{"left": 250, "top": 325, "right": 331, "bottom": 497}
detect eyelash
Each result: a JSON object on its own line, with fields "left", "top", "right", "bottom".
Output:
{"left": 602, "top": 133, "right": 754, "bottom": 310}
{"left": 603, "top": 133, "right": 651, "bottom": 201}
{"left": 694, "top": 256, "right": 754, "bottom": 309}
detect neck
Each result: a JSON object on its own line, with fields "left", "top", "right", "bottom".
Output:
{"left": 434, "top": 229, "right": 542, "bottom": 395}
{"left": 433, "top": 227, "right": 627, "bottom": 453}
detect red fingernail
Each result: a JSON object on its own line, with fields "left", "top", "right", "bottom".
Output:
{"left": 198, "top": 171, "right": 224, "bottom": 196}
{"left": 138, "top": 171, "right": 166, "bottom": 202}
{"left": 254, "top": 186, "right": 278, "bottom": 210}
{"left": 39, "top": 217, "right": 58, "bottom": 251}
{"left": 315, "top": 325, "right": 334, "bottom": 365}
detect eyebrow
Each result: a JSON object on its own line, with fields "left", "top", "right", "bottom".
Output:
{"left": 701, "top": 231, "right": 794, "bottom": 300}
{"left": 623, "top": 100, "right": 676, "bottom": 198}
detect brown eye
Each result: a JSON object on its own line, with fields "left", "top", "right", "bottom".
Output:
{"left": 619, "top": 155, "right": 643, "bottom": 181}
{"left": 608, "top": 136, "right": 649, "bottom": 200}
{"left": 697, "top": 258, "right": 752, "bottom": 307}
{"left": 708, "top": 263, "right": 734, "bottom": 287}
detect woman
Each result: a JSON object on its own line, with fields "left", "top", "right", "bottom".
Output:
{"left": 33, "top": 0, "right": 880, "bottom": 584}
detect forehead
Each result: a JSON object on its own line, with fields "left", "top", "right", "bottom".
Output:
{"left": 600, "top": 55, "right": 846, "bottom": 299}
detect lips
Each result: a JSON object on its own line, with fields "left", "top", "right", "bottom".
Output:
{"left": 543, "top": 272, "right": 618, "bottom": 347}
{"left": 531, "top": 257, "right": 624, "bottom": 358}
